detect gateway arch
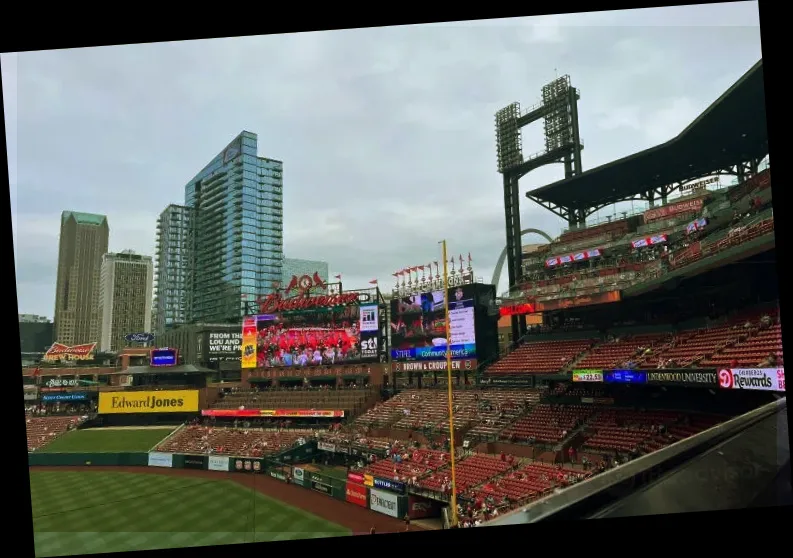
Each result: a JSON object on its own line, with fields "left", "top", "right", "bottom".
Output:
{"left": 491, "top": 228, "right": 554, "bottom": 288}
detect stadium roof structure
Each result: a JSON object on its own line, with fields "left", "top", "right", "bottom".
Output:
{"left": 527, "top": 60, "right": 767, "bottom": 219}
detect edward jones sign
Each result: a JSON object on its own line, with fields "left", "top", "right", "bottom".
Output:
{"left": 98, "top": 390, "right": 199, "bottom": 414}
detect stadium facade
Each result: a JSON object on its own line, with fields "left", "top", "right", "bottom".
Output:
{"left": 53, "top": 211, "right": 109, "bottom": 346}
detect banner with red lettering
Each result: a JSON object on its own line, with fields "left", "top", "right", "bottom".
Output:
{"left": 545, "top": 248, "right": 602, "bottom": 268}
{"left": 345, "top": 482, "right": 369, "bottom": 508}
{"left": 644, "top": 198, "right": 704, "bottom": 223}
{"left": 631, "top": 234, "right": 667, "bottom": 249}
{"left": 407, "top": 495, "right": 441, "bottom": 519}
{"left": 201, "top": 409, "right": 344, "bottom": 418}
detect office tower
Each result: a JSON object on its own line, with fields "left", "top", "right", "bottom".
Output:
{"left": 154, "top": 204, "right": 193, "bottom": 333}
{"left": 184, "top": 131, "right": 283, "bottom": 323}
{"left": 18, "top": 316, "right": 54, "bottom": 353}
{"left": 98, "top": 250, "right": 154, "bottom": 352}
{"left": 53, "top": 211, "right": 109, "bottom": 346}
{"left": 281, "top": 257, "right": 330, "bottom": 294}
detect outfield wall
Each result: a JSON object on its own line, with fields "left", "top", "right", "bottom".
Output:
{"left": 27, "top": 444, "right": 423, "bottom": 522}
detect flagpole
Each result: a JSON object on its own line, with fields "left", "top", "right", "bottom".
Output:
{"left": 440, "top": 240, "right": 459, "bottom": 528}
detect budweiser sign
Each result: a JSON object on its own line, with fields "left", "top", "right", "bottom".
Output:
{"left": 42, "top": 342, "right": 97, "bottom": 362}
{"left": 644, "top": 198, "right": 705, "bottom": 223}
{"left": 257, "top": 292, "right": 360, "bottom": 314}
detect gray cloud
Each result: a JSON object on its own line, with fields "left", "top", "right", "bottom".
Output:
{"left": 4, "top": 2, "right": 762, "bottom": 317}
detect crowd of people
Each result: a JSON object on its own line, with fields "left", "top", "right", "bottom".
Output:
{"left": 256, "top": 321, "right": 362, "bottom": 367}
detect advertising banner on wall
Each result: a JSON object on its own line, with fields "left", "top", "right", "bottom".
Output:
{"left": 317, "top": 441, "right": 336, "bottom": 452}
{"left": 572, "top": 370, "right": 603, "bottom": 382}
{"left": 206, "top": 330, "right": 242, "bottom": 362}
{"left": 202, "top": 409, "right": 343, "bottom": 418}
{"left": 646, "top": 371, "right": 718, "bottom": 387}
{"left": 369, "top": 488, "right": 400, "bottom": 518}
{"left": 183, "top": 455, "right": 207, "bottom": 470}
{"left": 241, "top": 317, "right": 258, "bottom": 369}
{"left": 644, "top": 197, "right": 705, "bottom": 222}
{"left": 233, "top": 458, "right": 262, "bottom": 473}
{"left": 391, "top": 359, "right": 477, "bottom": 374}
{"left": 208, "top": 456, "right": 230, "bottom": 472}
{"left": 98, "top": 390, "right": 199, "bottom": 414}
{"left": 311, "top": 480, "right": 333, "bottom": 495}
{"left": 43, "top": 342, "right": 97, "bottom": 362}
{"left": 347, "top": 472, "right": 365, "bottom": 484}
{"left": 346, "top": 482, "right": 368, "bottom": 508}
{"left": 292, "top": 467, "right": 305, "bottom": 483}
{"left": 42, "top": 392, "right": 89, "bottom": 402}
{"left": 718, "top": 368, "right": 785, "bottom": 392}
{"left": 148, "top": 452, "right": 173, "bottom": 468}
{"left": 603, "top": 370, "right": 648, "bottom": 384}
{"left": 373, "top": 477, "right": 406, "bottom": 494}
{"left": 407, "top": 496, "right": 441, "bottom": 519}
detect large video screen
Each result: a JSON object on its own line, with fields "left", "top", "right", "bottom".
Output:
{"left": 390, "top": 285, "right": 476, "bottom": 361}
{"left": 244, "top": 304, "right": 381, "bottom": 368}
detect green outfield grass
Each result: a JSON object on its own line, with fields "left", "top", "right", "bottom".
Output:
{"left": 30, "top": 470, "right": 349, "bottom": 556}
{"left": 36, "top": 428, "right": 175, "bottom": 453}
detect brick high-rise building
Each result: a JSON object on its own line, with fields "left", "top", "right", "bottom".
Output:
{"left": 53, "top": 211, "right": 109, "bottom": 346}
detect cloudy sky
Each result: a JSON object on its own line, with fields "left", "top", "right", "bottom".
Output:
{"left": 3, "top": 2, "right": 763, "bottom": 319}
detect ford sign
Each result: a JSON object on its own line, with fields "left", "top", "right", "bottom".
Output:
{"left": 125, "top": 332, "right": 155, "bottom": 343}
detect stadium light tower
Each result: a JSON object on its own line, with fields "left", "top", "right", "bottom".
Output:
{"left": 495, "top": 75, "right": 584, "bottom": 343}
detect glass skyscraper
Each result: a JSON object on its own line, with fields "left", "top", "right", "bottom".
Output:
{"left": 154, "top": 204, "right": 193, "bottom": 332}
{"left": 183, "top": 131, "right": 283, "bottom": 323}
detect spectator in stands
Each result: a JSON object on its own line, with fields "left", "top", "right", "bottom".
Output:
{"left": 760, "top": 314, "right": 772, "bottom": 330}
{"left": 760, "top": 352, "right": 778, "bottom": 367}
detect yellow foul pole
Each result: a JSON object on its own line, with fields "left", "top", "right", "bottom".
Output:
{"left": 441, "top": 240, "right": 459, "bottom": 528}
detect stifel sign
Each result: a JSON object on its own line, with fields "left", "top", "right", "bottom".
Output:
{"left": 43, "top": 342, "right": 97, "bottom": 362}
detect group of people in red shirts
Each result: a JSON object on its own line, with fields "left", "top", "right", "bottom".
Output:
{"left": 256, "top": 322, "right": 360, "bottom": 367}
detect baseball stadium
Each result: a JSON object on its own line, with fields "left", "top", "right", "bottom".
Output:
{"left": 23, "top": 59, "right": 787, "bottom": 556}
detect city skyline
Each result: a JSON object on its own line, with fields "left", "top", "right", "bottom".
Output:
{"left": 7, "top": 5, "right": 763, "bottom": 317}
